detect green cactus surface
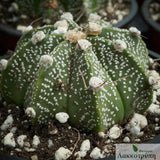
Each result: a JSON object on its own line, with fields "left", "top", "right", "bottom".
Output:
{"left": 0, "top": 13, "right": 153, "bottom": 133}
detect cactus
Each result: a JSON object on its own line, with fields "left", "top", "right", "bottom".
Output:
{"left": 0, "top": 13, "right": 153, "bottom": 133}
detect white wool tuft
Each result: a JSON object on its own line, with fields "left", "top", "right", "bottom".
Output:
{"left": 25, "top": 107, "right": 36, "bottom": 118}
{"left": 22, "top": 25, "right": 33, "bottom": 34}
{"left": 32, "top": 135, "right": 40, "bottom": 148}
{"left": 129, "top": 27, "right": 141, "bottom": 36}
{"left": 108, "top": 125, "right": 122, "bottom": 139}
{"left": 88, "top": 13, "right": 101, "bottom": 23}
{"left": 1, "top": 114, "right": 14, "bottom": 131}
{"left": 89, "top": 77, "right": 103, "bottom": 90}
{"left": 55, "top": 112, "right": 69, "bottom": 123}
{"left": 77, "top": 39, "right": 92, "bottom": 51}
{"left": 0, "top": 59, "right": 8, "bottom": 71}
{"left": 17, "top": 135, "right": 27, "bottom": 147}
{"left": 53, "top": 27, "right": 68, "bottom": 34}
{"left": 61, "top": 12, "right": 73, "bottom": 21}
{"left": 113, "top": 39, "right": 127, "bottom": 52}
{"left": 54, "top": 20, "right": 68, "bottom": 29}
{"left": 88, "top": 22, "right": 102, "bottom": 35}
{"left": 90, "top": 147, "right": 104, "bottom": 159}
{"left": 31, "top": 31, "right": 45, "bottom": 45}
{"left": 63, "top": 30, "right": 86, "bottom": 43}
{"left": 3, "top": 132, "right": 16, "bottom": 147}
{"left": 55, "top": 147, "right": 72, "bottom": 160}
{"left": 39, "top": 55, "right": 53, "bottom": 68}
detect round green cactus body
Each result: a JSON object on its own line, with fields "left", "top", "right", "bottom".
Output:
{"left": 0, "top": 13, "right": 153, "bottom": 133}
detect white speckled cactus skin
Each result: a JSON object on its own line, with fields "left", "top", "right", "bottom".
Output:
{"left": 0, "top": 14, "right": 153, "bottom": 132}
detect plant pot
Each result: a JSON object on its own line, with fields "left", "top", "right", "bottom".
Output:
{"left": 113, "top": 0, "right": 138, "bottom": 28}
{"left": 0, "top": 24, "right": 21, "bottom": 54}
{"left": 0, "top": 49, "right": 159, "bottom": 160}
{"left": 0, "top": 0, "right": 138, "bottom": 54}
{"left": 141, "top": 0, "right": 160, "bottom": 53}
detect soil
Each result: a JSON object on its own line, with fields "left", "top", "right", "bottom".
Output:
{"left": 0, "top": 55, "right": 160, "bottom": 160}
{"left": 149, "top": 0, "right": 160, "bottom": 25}
{"left": 0, "top": 0, "right": 130, "bottom": 33}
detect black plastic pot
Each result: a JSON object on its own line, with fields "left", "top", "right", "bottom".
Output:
{"left": 141, "top": 0, "right": 160, "bottom": 53}
{"left": 113, "top": 0, "right": 138, "bottom": 28}
{"left": 0, "top": 24, "right": 21, "bottom": 54}
{"left": 0, "top": 0, "right": 138, "bottom": 54}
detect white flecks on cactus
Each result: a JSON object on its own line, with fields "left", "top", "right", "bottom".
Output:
{"left": 88, "top": 22, "right": 102, "bottom": 35}
{"left": 60, "top": 12, "right": 73, "bottom": 21}
{"left": 54, "top": 20, "right": 68, "bottom": 30}
{"left": 90, "top": 147, "right": 104, "bottom": 159}
{"left": 55, "top": 147, "right": 72, "bottom": 160}
{"left": 108, "top": 125, "right": 122, "bottom": 139}
{"left": 25, "top": 107, "right": 36, "bottom": 118}
{"left": 129, "top": 27, "right": 141, "bottom": 37}
{"left": 1, "top": 114, "right": 13, "bottom": 131}
{"left": 89, "top": 77, "right": 104, "bottom": 91}
{"left": 22, "top": 25, "right": 33, "bottom": 34}
{"left": 55, "top": 112, "right": 69, "bottom": 123}
{"left": 3, "top": 132, "right": 16, "bottom": 147}
{"left": 63, "top": 30, "right": 86, "bottom": 43}
{"left": 31, "top": 31, "right": 45, "bottom": 45}
{"left": 0, "top": 59, "right": 8, "bottom": 71}
{"left": 113, "top": 39, "right": 127, "bottom": 52}
{"left": 77, "top": 39, "right": 92, "bottom": 51}
{"left": 88, "top": 13, "right": 101, "bottom": 23}
{"left": 39, "top": 55, "right": 53, "bottom": 68}
{"left": 32, "top": 135, "right": 40, "bottom": 148}
{"left": 53, "top": 27, "right": 68, "bottom": 34}
{"left": 17, "top": 135, "right": 27, "bottom": 147}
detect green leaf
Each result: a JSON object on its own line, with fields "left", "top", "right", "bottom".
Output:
{"left": 133, "top": 145, "right": 138, "bottom": 152}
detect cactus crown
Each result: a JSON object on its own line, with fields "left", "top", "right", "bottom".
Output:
{"left": 0, "top": 13, "right": 153, "bottom": 133}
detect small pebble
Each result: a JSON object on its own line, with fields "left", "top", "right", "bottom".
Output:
{"left": 155, "top": 127, "right": 160, "bottom": 131}
{"left": 31, "top": 155, "right": 38, "bottom": 160}
{"left": 123, "top": 136, "right": 130, "bottom": 143}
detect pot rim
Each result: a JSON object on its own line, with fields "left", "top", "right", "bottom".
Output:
{"left": 141, "top": 0, "right": 160, "bottom": 33}
{"left": 113, "top": 0, "right": 138, "bottom": 28}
